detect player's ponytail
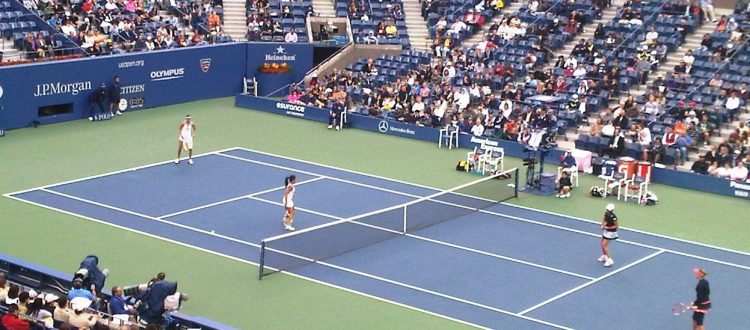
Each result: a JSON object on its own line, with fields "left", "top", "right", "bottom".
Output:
{"left": 285, "top": 175, "right": 296, "bottom": 186}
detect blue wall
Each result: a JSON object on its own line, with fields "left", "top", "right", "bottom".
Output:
{"left": 0, "top": 42, "right": 316, "bottom": 130}
{"left": 235, "top": 94, "right": 750, "bottom": 200}
{"left": 244, "top": 43, "right": 314, "bottom": 97}
{"left": 0, "top": 44, "right": 246, "bottom": 129}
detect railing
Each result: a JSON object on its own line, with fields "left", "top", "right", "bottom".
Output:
{"left": 263, "top": 40, "right": 354, "bottom": 97}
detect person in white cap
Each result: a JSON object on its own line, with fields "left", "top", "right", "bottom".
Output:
{"left": 68, "top": 297, "right": 98, "bottom": 328}
{"left": 176, "top": 115, "right": 197, "bottom": 165}
{"left": 598, "top": 203, "right": 619, "bottom": 267}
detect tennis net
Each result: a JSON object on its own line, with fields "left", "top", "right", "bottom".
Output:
{"left": 258, "top": 167, "right": 519, "bottom": 279}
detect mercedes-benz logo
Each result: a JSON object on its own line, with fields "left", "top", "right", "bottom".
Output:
{"left": 378, "top": 120, "right": 389, "bottom": 133}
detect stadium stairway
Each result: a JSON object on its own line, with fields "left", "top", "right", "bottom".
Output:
{"left": 0, "top": 38, "right": 22, "bottom": 62}
{"left": 223, "top": 0, "right": 248, "bottom": 41}
{"left": 403, "top": 0, "right": 430, "bottom": 50}
{"left": 461, "top": 1, "right": 525, "bottom": 49}
{"left": 559, "top": 7, "right": 741, "bottom": 170}
{"left": 312, "top": 0, "right": 336, "bottom": 17}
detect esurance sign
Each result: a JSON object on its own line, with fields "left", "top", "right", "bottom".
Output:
{"left": 276, "top": 102, "right": 305, "bottom": 117}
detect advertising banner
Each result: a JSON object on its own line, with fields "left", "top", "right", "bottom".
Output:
{"left": 0, "top": 44, "right": 246, "bottom": 130}
{"left": 244, "top": 43, "right": 314, "bottom": 97}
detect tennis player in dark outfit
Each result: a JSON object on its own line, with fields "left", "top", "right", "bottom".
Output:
{"left": 692, "top": 268, "right": 711, "bottom": 330}
{"left": 598, "top": 203, "right": 618, "bottom": 267}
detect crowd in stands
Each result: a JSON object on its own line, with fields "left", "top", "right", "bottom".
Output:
{"left": 569, "top": 1, "right": 750, "bottom": 181}
{"left": 0, "top": 264, "right": 183, "bottom": 329}
{"left": 347, "top": 0, "right": 410, "bottom": 46}
{"left": 284, "top": 0, "right": 748, "bottom": 181}
{"left": 246, "top": 0, "right": 314, "bottom": 42}
{"left": 20, "top": 0, "right": 228, "bottom": 57}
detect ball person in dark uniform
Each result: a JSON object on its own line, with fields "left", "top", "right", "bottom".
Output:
{"left": 598, "top": 203, "right": 618, "bottom": 267}
{"left": 692, "top": 268, "right": 711, "bottom": 330}
{"left": 109, "top": 75, "right": 123, "bottom": 116}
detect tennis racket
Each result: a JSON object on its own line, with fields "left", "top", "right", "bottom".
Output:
{"left": 672, "top": 303, "right": 693, "bottom": 315}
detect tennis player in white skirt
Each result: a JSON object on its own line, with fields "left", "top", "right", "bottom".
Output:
{"left": 176, "top": 115, "right": 196, "bottom": 165}
{"left": 598, "top": 203, "right": 619, "bottom": 267}
{"left": 282, "top": 175, "right": 297, "bottom": 231}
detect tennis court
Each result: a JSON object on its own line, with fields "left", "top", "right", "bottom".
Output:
{"left": 6, "top": 147, "right": 750, "bottom": 329}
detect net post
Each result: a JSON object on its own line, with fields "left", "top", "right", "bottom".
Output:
{"left": 402, "top": 205, "right": 407, "bottom": 234}
{"left": 514, "top": 168, "right": 519, "bottom": 199}
{"left": 258, "top": 240, "right": 266, "bottom": 280}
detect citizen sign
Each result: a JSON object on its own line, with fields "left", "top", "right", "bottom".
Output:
{"left": 120, "top": 84, "right": 145, "bottom": 95}
{"left": 264, "top": 46, "right": 297, "bottom": 61}
{"left": 276, "top": 102, "right": 305, "bottom": 117}
{"left": 34, "top": 81, "right": 92, "bottom": 97}
{"left": 150, "top": 68, "right": 185, "bottom": 81}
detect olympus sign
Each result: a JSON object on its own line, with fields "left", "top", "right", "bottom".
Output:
{"left": 150, "top": 68, "right": 185, "bottom": 81}
{"left": 34, "top": 81, "right": 93, "bottom": 97}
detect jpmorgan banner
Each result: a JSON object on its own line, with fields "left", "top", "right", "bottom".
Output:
{"left": 0, "top": 44, "right": 246, "bottom": 130}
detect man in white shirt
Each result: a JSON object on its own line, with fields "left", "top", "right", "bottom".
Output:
{"left": 448, "top": 20, "right": 466, "bottom": 37}
{"left": 411, "top": 96, "right": 425, "bottom": 113}
{"left": 573, "top": 64, "right": 587, "bottom": 79}
{"left": 683, "top": 49, "right": 695, "bottom": 65}
{"left": 470, "top": 118, "right": 485, "bottom": 136}
{"left": 642, "top": 26, "right": 658, "bottom": 45}
{"left": 456, "top": 88, "right": 471, "bottom": 112}
{"left": 284, "top": 29, "right": 298, "bottom": 42}
{"left": 726, "top": 91, "right": 741, "bottom": 111}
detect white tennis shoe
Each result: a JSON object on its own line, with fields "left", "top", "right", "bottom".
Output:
{"left": 597, "top": 255, "right": 607, "bottom": 262}
{"left": 188, "top": 159, "right": 194, "bottom": 165}
{"left": 284, "top": 225, "right": 295, "bottom": 231}
{"left": 174, "top": 159, "right": 180, "bottom": 164}
{"left": 604, "top": 258, "right": 614, "bottom": 267}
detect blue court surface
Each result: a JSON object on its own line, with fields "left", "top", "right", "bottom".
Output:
{"left": 6, "top": 147, "right": 750, "bottom": 329}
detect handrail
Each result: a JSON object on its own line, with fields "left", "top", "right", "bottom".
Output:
{"left": 263, "top": 40, "right": 354, "bottom": 97}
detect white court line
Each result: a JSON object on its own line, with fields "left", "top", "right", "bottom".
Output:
{"left": 39, "top": 188, "right": 261, "bottom": 249}
{"left": 157, "top": 177, "right": 326, "bottom": 219}
{"left": 217, "top": 153, "right": 424, "bottom": 200}
{"left": 247, "top": 196, "right": 346, "bottom": 221}
{"left": 3, "top": 147, "right": 240, "bottom": 197}
{"left": 254, "top": 196, "right": 593, "bottom": 280}
{"left": 264, "top": 246, "right": 572, "bottom": 330}
{"left": 518, "top": 250, "right": 666, "bottom": 316}
{"left": 480, "top": 209, "right": 750, "bottom": 271}
{"left": 4, "top": 194, "right": 489, "bottom": 330}
{"left": 234, "top": 147, "right": 750, "bottom": 259}
{"left": 6, "top": 147, "right": 749, "bottom": 327}
{"left": 405, "top": 234, "right": 594, "bottom": 281}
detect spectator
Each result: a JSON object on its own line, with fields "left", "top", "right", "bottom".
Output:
{"left": 17, "top": 292, "right": 29, "bottom": 314}
{"left": 27, "top": 297, "right": 53, "bottom": 328}
{"left": 470, "top": 118, "right": 485, "bottom": 136}
{"left": 716, "top": 162, "right": 732, "bottom": 178}
{"left": 675, "top": 133, "right": 692, "bottom": 165}
{"left": 731, "top": 160, "right": 749, "bottom": 181}
{"left": 691, "top": 155, "right": 710, "bottom": 174}
{"left": 53, "top": 297, "right": 72, "bottom": 324}
{"left": 68, "top": 298, "right": 97, "bottom": 329}
{"left": 701, "top": 0, "right": 717, "bottom": 22}
{"left": 644, "top": 137, "right": 666, "bottom": 164}
{"left": 1, "top": 304, "right": 30, "bottom": 330}
{"left": 284, "top": 28, "right": 298, "bottom": 43}
{"left": 0, "top": 272, "right": 8, "bottom": 300}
